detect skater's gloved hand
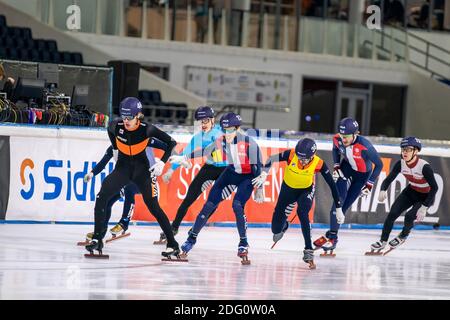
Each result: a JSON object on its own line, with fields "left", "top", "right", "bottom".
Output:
{"left": 150, "top": 158, "right": 165, "bottom": 177}
{"left": 332, "top": 164, "right": 346, "bottom": 182}
{"left": 335, "top": 207, "right": 345, "bottom": 224}
{"left": 360, "top": 182, "right": 373, "bottom": 198}
{"left": 83, "top": 172, "right": 93, "bottom": 183}
{"left": 254, "top": 187, "right": 264, "bottom": 204}
{"left": 112, "top": 149, "right": 118, "bottom": 162}
{"left": 162, "top": 168, "right": 174, "bottom": 184}
{"left": 378, "top": 190, "right": 387, "bottom": 202}
{"left": 169, "top": 155, "right": 192, "bottom": 169}
{"left": 415, "top": 205, "right": 428, "bottom": 222}
{"left": 252, "top": 171, "right": 268, "bottom": 188}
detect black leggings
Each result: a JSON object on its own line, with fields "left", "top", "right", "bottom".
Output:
{"left": 381, "top": 186, "right": 429, "bottom": 241}
{"left": 172, "top": 164, "right": 225, "bottom": 230}
{"left": 93, "top": 164, "right": 177, "bottom": 247}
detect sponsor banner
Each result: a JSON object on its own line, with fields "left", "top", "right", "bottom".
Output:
{"left": 0, "top": 136, "right": 10, "bottom": 219}
{"left": 135, "top": 149, "right": 450, "bottom": 226}
{"left": 185, "top": 65, "right": 292, "bottom": 109}
{"left": 7, "top": 136, "right": 115, "bottom": 221}
{"left": 313, "top": 152, "right": 450, "bottom": 226}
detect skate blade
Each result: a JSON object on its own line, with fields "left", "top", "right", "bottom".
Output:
{"left": 241, "top": 259, "right": 251, "bottom": 265}
{"left": 84, "top": 253, "right": 109, "bottom": 259}
{"left": 270, "top": 241, "right": 279, "bottom": 250}
{"left": 365, "top": 251, "right": 384, "bottom": 256}
{"left": 382, "top": 248, "right": 395, "bottom": 256}
{"left": 307, "top": 262, "right": 316, "bottom": 270}
{"left": 77, "top": 241, "right": 89, "bottom": 246}
{"left": 320, "top": 252, "right": 336, "bottom": 258}
{"left": 161, "top": 255, "right": 188, "bottom": 262}
{"left": 105, "top": 232, "right": 130, "bottom": 243}
{"left": 153, "top": 239, "right": 167, "bottom": 245}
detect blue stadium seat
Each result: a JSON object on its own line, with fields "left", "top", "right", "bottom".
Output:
{"left": 34, "top": 39, "right": 46, "bottom": 51}
{"left": 39, "top": 50, "right": 51, "bottom": 62}
{"left": 0, "top": 47, "right": 7, "bottom": 59}
{"left": 0, "top": 15, "right": 6, "bottom": 27}
{"left": 7, "top": 27, "right": 22, "bottom": 38}
{"left": 50, "top": 51, "right": 61, "bottom": 63}
{"left": 15, "top": 37, "right": 26, "bottom": 49}
{"left": 23, "top": 38, "right": 34, "bottom": 49}
{"left": 46, "top": 40, "right": 57, "bottom": 52}
{"left": 4, "top": 36, "right": 14, "bottom": 48}
{"left": 60, "top": 51, "right": 72, "bottom": 64}
{"left": 22, "top": 28, "right": 32, "bottom": 39}
{"left": 70, "top": 52, "right": 83, "bottom": 65}
{"left": 29, "top": 49, "right": 40, "bottom": 62}
{"left": 6, "top": 48, "right": 18, "bottom": 60}
{"left": 18, "top": 48, "right": 30, "bottom": 61}
{"left": 0, "top": 26, "right": 7, "bottom": 37}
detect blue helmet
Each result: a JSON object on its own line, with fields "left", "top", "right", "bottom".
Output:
{"left": 220, "top": 112, "right": 242, "bottom": 129}
{"left": 194, "top": 106, "right": 215, "bottom": 120}
{"left": 295, "top": 138, "right": 317, "bottom": 159}
{"left": 119, "top": 97, "right": 142, "bottom": 117}
{"left": 401, "top": 136, "right": 422, "bottom": 151}
{"left": 339, "top": 117, "right": 359, "bottom": 135}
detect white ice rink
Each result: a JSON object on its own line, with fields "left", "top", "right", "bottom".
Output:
{"left": 1, "top": 224, "right": 450, "bottom": 300}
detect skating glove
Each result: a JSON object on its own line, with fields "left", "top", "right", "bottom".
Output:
{"left": 378, "top": 190, "right": 387, "bottom": 202}
{"left": 150, "top": 158, "right": 165, "bottom": 177}
{"left": 112, "top": 149, "right": 118, "bottom": 162}
{"left": 332, "top": 164, "right": 346, "bottom": 182}
{"left": 254, "top": 187, "right": 264, "bottom": 204}
{"left": 252, "top": 171, "right": 268, "bottom": 189}
{"left": 162, "top": 168, "right": 174, "bottom": 184}
{"left": 169, "top": 155, "right": 192, "bottom": 169}
{"left": 360, "top": 182, "right": 373, "bottom": 198}
{"left": 415, "top": 205, "right": 428, "bottom": 222}
{"left": 83, "top": 171, "right": 93, "bottom": 183}
{"left": 335, "top": 207, "right": 345, "bottom": 224}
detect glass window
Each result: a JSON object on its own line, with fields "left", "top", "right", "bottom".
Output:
{"left": 370, "top": 84, "right": 405, "bottom": 137}
{"left": 300, "top": 78, "right": 337, "bottom": 133}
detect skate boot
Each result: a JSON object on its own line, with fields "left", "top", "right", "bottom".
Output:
{"left": 383, "top": 234, "right": 407, "bottom": 256}
{"left": 77, "top": 232, "right": 93, "bottom": 246}
{"left": 84, "top": 239, "right": 109, "bottom": 259}
{"left": 180, "top": 233, "right": 197, "bottom": 257}
{"left": 320, "top": 231, "right": 338, "bottom": 257}
{"left": 271, "top": 221, "right": 290, "bottom": 249}
{"left": 161, "top": 242, "right": 187, "bottom": 262}
{"left": 106, "top": 222, "right": 130, "bottom": 243}
{"left": 153, "top": 227, "right": 178, "bottom": 245}
{"left": 238, "top": 240, "right": 251, "bottom": 265}
{"left": 365, "top": 240, "right": 387, "bottom": 256}
{"left": 303, "top": 249, "right": 316, "bottom": 269}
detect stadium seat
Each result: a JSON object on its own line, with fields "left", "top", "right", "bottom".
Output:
{"left": 23, "top": 38, "right": 34, "bottom": 50}
{"left": 46, "top": 40, "right": 58, "bottom": 52}
{"left": 6, "top": 48, "right": 18, "bottom": 60}
{"left": 70, "top": 52, "right": 83, "bottom": 65}
{"left": 34, "top": 39, "right": 46, "bottom": 51}
{"left": 0, "top": 15, "right": 6, "bottom": 27}
{"left": 39, "top": 50, "right": 51, "bottom": 62}
{"left": 15, "top": 37, "right": 26, "bottom": 49}
{"left": 0, "top": 26, "right": 7, "bottom": 37}
{"left": 29, "top": 49, "right": 40, "bottom": 62}
{"left": 22, "top": 28, "right": 32, "bottom": 39}
{"left": 18, "top": 48, "right": 30, "bottom": 61}
{"left": 50, "top": 51, "right": 61, "bottom": 63}
{"left": 4, "top": 36, "right": 14, "bottom": 48}
{"left": 0, "top": 47, "right": 7, "bottom": 59}
{"left": 7, "top": 27, "right": 22, "bottom": 38}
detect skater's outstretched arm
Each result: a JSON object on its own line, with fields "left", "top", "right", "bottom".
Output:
{"left": 148, "top": 137, "right": 168, "bottom": 151}
{"left": 145, "top": 124, "right": 177, "bottom": 162}
{"left": 91, "top": 146, "right": 114, "bottom": 176}
{"left": 380, "top": 160, "right": 401, "bottom": 191}
{"left": 422, "top": 164, "right": 438, "bottom": 207}
{"left": 319, "top": 162, "right": 342, "bottom": 208}
{"left": 262, "top": 150, "right": 291, "bottom": 172}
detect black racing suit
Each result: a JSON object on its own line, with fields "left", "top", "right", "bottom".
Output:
{"left": 93, "top": 118, "right": 178, "bottom": 248}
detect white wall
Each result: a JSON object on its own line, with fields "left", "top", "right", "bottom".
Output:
{"left": 69, "top": 32, "right": 411, "bottom": 131}
{"left": 405, "top": 70, "right": 450, "bottom": 140}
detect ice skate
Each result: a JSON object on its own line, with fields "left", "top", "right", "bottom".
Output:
{"left": 365, "top": 240, "right": 387, "bottom": 256}
{"left": 383, "top": 234, "right": 407, "bottom": 256}
{"left": 161, "top": 244, "right": 188, "bottom": 262}
{"left": 77, "top": 232, "right": 93, "bottom": 246}
{"left": 270, "top": 221, "right": 289, "bottom": 249}
{"left": 303, "top": 249, "right": 316, "bottom": 269}
{"left": 153, "top": 228, "right": 178, "bottom": 245}
{"left": 84, "top": 239, "right": 109, "bottom": 259}
{"left": 314, "top": 231, "right": 338, "bottom": 257}
{"left": 320, "top": 238, "right": 337, "bottom": 257}
{"left": 106, "top": 223, "right": 130, "bottom": 243}
{"left": 238, "top": 245, "right": 251, "bottom": 265}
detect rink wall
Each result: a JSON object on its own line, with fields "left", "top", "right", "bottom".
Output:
{"left": 0, "top": 124, "right": 449, "bottom": 226}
